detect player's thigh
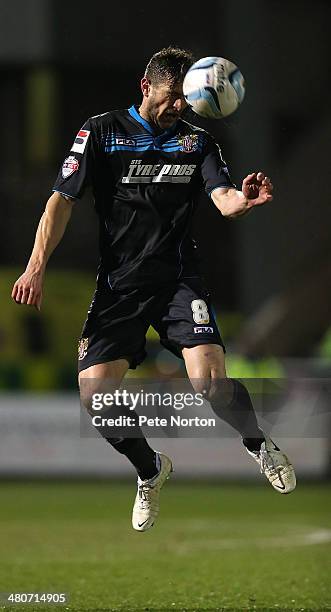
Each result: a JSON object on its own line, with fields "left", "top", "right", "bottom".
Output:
{"left": 183, "top": 343, "right": 226, "bottom": 379}
{"left": 79, "top": 358, "right": 129, "bottom": 381}
{"left": 79, "top": 359, "right": 129, "bottom": 413}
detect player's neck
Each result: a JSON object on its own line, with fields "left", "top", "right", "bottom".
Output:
{"left": 138, "top": 104, "right": 164, "bottom": 135}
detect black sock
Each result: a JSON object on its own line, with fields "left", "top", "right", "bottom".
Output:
{"left": 209, "top": 379, "right": 265, "bottom": 451}
{"left": 242, "top": 436, "right": 265, "bottom": 452}
{"left": 106, "top": 437, "right": 158, "bottom": 480}
{"left": 89, "top": 399, "right": 158, "bottom": 480}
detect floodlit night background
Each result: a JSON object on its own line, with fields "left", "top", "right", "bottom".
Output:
{"left": 1, "top": 0, "right": 330, "bottom": 477}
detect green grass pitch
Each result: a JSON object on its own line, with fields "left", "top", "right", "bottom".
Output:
{"left": 0, "top": 481, "right": 330, "bottom": 611}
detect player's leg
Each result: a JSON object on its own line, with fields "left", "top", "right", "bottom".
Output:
{"left": 182, "top": 344, "right": 296, "bottom": 493}
{"left": 152, "top": 278, "right": 264, "bottom": 444}
{"left": 154, "top": 278, "right": 295, "bottom": 493}
{"left": 78, "top": 276, "right": 176, "bottom": 531}
{"left": 182, "top": 344, "right": 265, "bottom": 447}
{"left": 79, "top": 359, "right": 173, "bottom": 531}
{"left": 77, "top": 279, "right": 163, "bottom": 480}
{"left": 79, "top": 360, "right": 159, "bottom": 481}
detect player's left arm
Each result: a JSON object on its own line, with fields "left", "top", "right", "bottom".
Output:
{"left": 211, "top": 172, "right": 273, "bottom": 219}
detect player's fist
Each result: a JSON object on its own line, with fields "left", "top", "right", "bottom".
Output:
{"left": 11, "top": 269, "right": 44, "bottom": 311}
{"left": 242, "top": 172, "right": 273, "bottom": 208}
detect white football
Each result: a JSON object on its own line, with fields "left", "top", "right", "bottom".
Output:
{"left": 183, "top": 56, "right": 245, "bottom": 119}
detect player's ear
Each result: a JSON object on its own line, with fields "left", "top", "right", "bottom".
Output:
{"left": 141, "top": 77, "right": 151, "bottom": 98}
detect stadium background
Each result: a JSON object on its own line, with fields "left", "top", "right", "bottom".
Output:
{"left": 0, "top": 1, "right": 330, "bottom": 610}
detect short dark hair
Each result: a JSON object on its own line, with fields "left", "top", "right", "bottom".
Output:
{"left": 145, "top": 46, "right": 194, "bottom": 85}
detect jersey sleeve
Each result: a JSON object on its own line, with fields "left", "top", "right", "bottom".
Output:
{"left": 52, "top": 118, "right": 96, "bottom": 200}
{"left": 200, "top": 133, "right": 235, "bottom": 196}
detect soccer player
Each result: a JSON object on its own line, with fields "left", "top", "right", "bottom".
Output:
{"left": 12, "top": 47, "right": 296, "bottom": 532}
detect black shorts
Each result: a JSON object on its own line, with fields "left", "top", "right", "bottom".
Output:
{"left": 77, "top": 277, "right": 225, "bottom": 372}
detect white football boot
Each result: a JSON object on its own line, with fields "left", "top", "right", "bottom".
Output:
{"left": 246, "top": 435, "right": 296, "bottom": 494}
{"left": 132, "top": 452, "right": 173, "bottom": 532}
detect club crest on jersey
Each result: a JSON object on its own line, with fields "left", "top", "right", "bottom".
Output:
{"left": 62, "top": 156, "right": 79, "bottom": 179}
{"left": 178, "top": 134, "right": 199, "bottom": 153}
{"left": 78, "top": 337, "right": 88, "bottom": 360}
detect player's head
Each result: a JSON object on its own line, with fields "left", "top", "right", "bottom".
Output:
{"left": 140, "top": 46, "right": 194, "bottom": 130}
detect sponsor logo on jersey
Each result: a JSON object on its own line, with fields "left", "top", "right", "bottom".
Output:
{"left": 115, "top": 137, "right": 136, "bottom": 146}
{"left": 178, "top": 134, "right": 199, "bottom": 153}
{"left": 62, "top": 155, "right": 79, "bottom": 179}
{"left": 191, "top": 299, "right": 210, "bottom": 324}
{"left": 78, "top": 337, "right": 88, "bottom": 360}
{"left": 71, "top": 129, "right": 90, "bottom": 154}
{"left": 194, "top": 326, "right": 214, "bottom": 334}
{"left": 122, "top": 159, "right": 197, "bottom": 184}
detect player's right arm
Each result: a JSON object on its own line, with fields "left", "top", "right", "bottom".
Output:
{"left": 12, "top": 116, "right": 96, "bottom": 309}
{"left": 11, "top": 192, "right": 74, "bottom": 310}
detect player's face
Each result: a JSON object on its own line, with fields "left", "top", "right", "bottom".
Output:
{"left": 141, "top": 78, "right": 188, "bottom": 130}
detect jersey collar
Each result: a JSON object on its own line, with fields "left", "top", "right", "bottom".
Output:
{"left": 128, "top": 105, "right": 178, "bottom": 140}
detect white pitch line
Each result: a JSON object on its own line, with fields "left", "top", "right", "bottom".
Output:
{"left": 172, "top": 529, "right": 331, "bottom": 554}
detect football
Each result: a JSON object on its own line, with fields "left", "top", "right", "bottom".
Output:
{"left": 183, "top": 56, "right": 245, "bottom": 119}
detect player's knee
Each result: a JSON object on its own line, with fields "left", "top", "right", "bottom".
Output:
{"left": 79, "top": 387, "right": 96, "bottom": 416}
{"left": 189, "top": 375, "right": 212, "bottom": 397}
{"left": 189, "top": 375, "right": 234, "bottom": 408}
{"left": 79, "top": 381, "right": 107, "bottom": 416}
{"left": 184, "top": 345, "right": 226, "bottom": 393}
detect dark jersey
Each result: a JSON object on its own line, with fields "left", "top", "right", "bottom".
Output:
{"left": 53, "top": 105, "right": 234, "bottom": 290}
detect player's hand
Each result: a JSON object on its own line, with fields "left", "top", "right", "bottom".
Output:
{"left": 11, "top": 269, "right": 44, "bottom": 311}
{"left": 242, "top": 172, "right": 273, "bottom": 208}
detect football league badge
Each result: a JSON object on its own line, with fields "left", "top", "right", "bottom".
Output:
{"left": 62, "top": 155, "right": 79, "bottom": 179}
